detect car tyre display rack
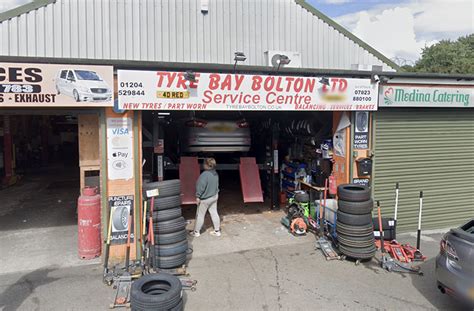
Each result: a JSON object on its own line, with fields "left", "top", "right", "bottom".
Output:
{"left": 143, "top": 180, "right": 188, "bottom": 270}
{"left": 336, "top": 184, "right": 376, "bottom": 263}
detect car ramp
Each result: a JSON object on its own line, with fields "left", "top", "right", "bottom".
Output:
{"left": 239, "top": 157, "right": 264, "bottom": 203}
{"left": 179, "top": 157, "right": 200, "bottom": 205}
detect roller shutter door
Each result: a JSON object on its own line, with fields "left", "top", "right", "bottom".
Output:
{"left": 373, "top": 109, "right": 474, "bottom": 232}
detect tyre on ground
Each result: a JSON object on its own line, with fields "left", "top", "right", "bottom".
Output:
{"left": 130, "top": 273, "right": 183, "bottom": 311}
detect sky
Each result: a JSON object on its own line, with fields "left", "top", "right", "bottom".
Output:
{"left": 1, "top": 0, "right": 473, "bottom": 65}
{"left": 308, "top": 0, "right": 474, "bottom": 65}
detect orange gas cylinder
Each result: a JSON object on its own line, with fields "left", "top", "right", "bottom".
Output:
{"left": 77, "top": 186, "right": 101, "bottom": 259}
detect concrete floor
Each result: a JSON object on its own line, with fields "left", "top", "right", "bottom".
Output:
{"left": 0, "top": 168, "right": 100, "bottom": 275}
{"left": 0, "top": 173, "right": 471, "bottom": 310}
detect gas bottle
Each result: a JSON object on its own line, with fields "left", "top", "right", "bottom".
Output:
{"left": 77, "top": 186, "right": 101, "bottom": 259}
{"left": 329, "top": 174, "right": 337, "bottom": 195}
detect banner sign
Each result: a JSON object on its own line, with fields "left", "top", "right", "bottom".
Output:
{"left": 381, "top": 85, "right": 473, "bottom": 108}
{"left": 109, "top": 195, "right": 134, "bottom": 245}
{"left": 353, "top": 111, "right": 369, "bottom": 150}
{"left": 118, "top": 71, "right": 378, "bottom": 111}
{"left": 107, "top": 117, "right": 134, "bottom": 180}
{"left": 0, "top": 62, "right": 114, "bottom": 107}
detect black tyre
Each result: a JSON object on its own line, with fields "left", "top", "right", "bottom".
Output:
{"left": 153, "top": 217, "right": 186, "bottom": 234}
{"left": 153, "top": 240, "right": 188, "bottom": 257}
{"left": 112, "top": 205, "right": 128, "bottom": 231}
{"left": 130, "top": 273, "right": 182, "bottom": 311}
{"left": 338, "top": 199, "right": 373, "bottom": 215}
{"left": 73, "top": 89, "right": 80, "bottom": 102}
{"left": 151, "top": 207, "right": 182, "bottom": 222}
{"left": 374, "top": 230, "right": 396, "bottom": 241}
{"left": 294, "top": 192, "right": 310, "bottom": 203}
{"left": 373, "top": 217, "right": 397, "bottom": 241}
{"left": 337, "top": 233, "right": 375, "bottom": 248}
{"left": 336, "top": 222, "right": 374, "bottom": 236}
{"left": 339, "top": 244, "right": 376, "bottom": 259}
{"left": 337, "top": 184, "right": 371, "bottom": 202}
{"left": 143, "top": 180, "right": 181, "bottom": 198}
{"left": 372, "top": 217, "right": 396, "bottom": 231}
{"left": 155, "top": 230, "right": 187, "bottom": 245}
{"left": 170, "top": 299, "right": 184, "bottom": 311}
{"left": 337, "top": 210, "right": 372, "bottom": 226}
{"left": 153, "top": 252, "right": 187, "bottom": 269}
{"left": 153, "top": 195, "right": 182, "bottom": 211}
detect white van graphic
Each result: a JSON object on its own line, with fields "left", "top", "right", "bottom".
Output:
{"left": 55, "top": 69, "right": 112, "bottom": 102}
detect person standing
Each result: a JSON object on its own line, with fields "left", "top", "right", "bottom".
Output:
{"left": 189, "top": 158, "right": 221, "bottom": 237}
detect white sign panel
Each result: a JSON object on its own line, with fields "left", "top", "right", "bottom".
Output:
{"left": 107, "top": 117, "right": 134, "bottom": 180}
{"left": 381, "top": 85, "right": 473, "bottom": 108}
{"left": 118, "top": 71, "right": 378, "bottom": 111}
{"left": 0, "top": 62, "right": 114, "bottom": 107}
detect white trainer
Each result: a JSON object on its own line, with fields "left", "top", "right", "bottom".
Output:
{"left": 189, "top": 230, "right": 200, "bottom": 237}
{"left": 210, "top": 230, "right": 221, "bottom": 237}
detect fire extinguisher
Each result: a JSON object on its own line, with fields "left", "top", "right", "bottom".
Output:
{"left": 329, "top": 174, "right": 337, "bottom": 195}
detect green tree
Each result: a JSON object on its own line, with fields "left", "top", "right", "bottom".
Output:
{"left": 403, "top": 34, "right": 474, "bottom": 74}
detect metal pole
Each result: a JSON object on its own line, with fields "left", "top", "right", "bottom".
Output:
{"left": 416, "top": 191, "right": 423, "bottom": 250}
{"left": 394, "top": 182, "right": 399, "bottom": 221}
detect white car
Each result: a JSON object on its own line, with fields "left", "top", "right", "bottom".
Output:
{"left": 56, "top": 69, "right": 112, "bottom": 102}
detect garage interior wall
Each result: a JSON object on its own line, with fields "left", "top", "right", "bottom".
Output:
{"left": 373, "top": 109, "right": 474, "bottom": 232}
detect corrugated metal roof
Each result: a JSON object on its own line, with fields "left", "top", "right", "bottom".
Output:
{"left": 0, "top": 0, "right": 397, "bottom": 70}
{"left": 0, "top": 55, "right": 473, "bottom": 83}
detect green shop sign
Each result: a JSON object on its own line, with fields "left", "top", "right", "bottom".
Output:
{"left": 381, "top": 85, "right": 473, "bottom": 108}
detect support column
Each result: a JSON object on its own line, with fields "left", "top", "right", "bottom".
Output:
{"left": 2, "top": 116, "right": 13, "bottom": 186}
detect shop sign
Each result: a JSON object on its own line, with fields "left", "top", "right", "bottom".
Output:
{"left": 381, "top": 85, "right": 473, "bottom": 108}
{"left": 353, "top": 111, "right": 369, "bottom": 150}
{"left": 0, "top": 62, "right": 114, "bottom": 107}
{"left": 117, "top": 71, "right": 378, "bottom": 111}
{"left": 353, "top": 178, "right": 370, "bottom": 187}
{"left": 107, "top": 117, "right": 134, "bottom": 180}
{"left": 109, "top": 195, "right": 134, "bottom": 245}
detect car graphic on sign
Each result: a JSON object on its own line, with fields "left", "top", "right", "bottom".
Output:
{"left": 55, "top": 69, "right": 112, "bottom": 102}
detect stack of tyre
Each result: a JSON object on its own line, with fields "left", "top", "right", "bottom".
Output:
{"left": 336, "top": 184, "right": 376, "bottom": 260}
{"left": 131, "top": 273, "right": 183, "bottom": 311}
{"left": 143, "top": 180, "right": 188, "bottom": 270}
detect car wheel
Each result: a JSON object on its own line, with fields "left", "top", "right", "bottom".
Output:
{"left": 56, "top": 85, "right": 60, "bottom": 95}
{"left": 112, "top": 205, "right": 128, "bottom": 231}
{"left": 73, "top": 89, "right": 80, "bottom": 102}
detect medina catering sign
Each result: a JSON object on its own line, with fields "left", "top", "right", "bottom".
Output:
{"left": 381, "top": 85, "right": 473, "bottom": 108}
{"left": 0, "top": 63, "right": 114, "bottom": 107}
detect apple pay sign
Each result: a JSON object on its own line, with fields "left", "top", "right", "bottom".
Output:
{"left": 107, "top": 117, "right": 134, "bottom": 180}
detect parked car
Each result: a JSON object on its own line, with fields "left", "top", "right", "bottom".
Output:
{"left": 436, "top": 219, "right": 474, "bottom": 308}
{"left": 56, "top": 69, "right": 112, "bottom": 102}
{"left": 178, "top": 115, "right": 251, "bottom": 153}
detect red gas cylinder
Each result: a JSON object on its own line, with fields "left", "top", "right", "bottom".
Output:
{"left": 78, "top": 186, "right": 101, "bottom": 259}
{"left": 329, "top": 174, "right": 337, "bottom": 195}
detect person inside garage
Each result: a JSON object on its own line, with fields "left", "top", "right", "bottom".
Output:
{"left": 189, "top": 158, "right": 221, "bottom": 237}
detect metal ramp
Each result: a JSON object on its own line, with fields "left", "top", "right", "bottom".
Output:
{"left": 179, "top": 157, "right": 200, "bottom": 205}
{"left": 239, "top": 157, "right": 264, "bottom": 203}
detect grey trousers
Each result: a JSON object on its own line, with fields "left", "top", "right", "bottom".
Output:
{"left": 194, "top": 194, "right": 220, "bottom": 232}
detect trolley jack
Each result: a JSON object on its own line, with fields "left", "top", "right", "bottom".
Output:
{"left": 377, "top": 201, "right": 423, "bottom": 276}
